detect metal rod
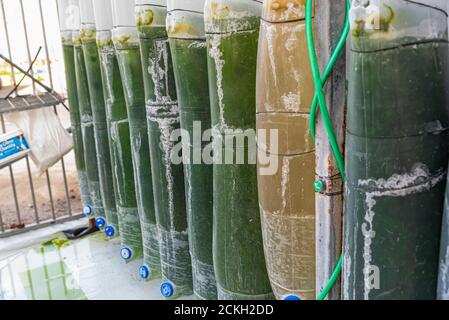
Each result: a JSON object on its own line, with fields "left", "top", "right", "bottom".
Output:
{"left": 0, "top": 208, "right": 5, "bottom": 233}
{"left": 0, "top": 0, "right": 17, "bottom": 88}
{"left": 46, "top": 170, "right": 56, "bottom": 220}
{"left": 315, "top": 1, "right": 347, "bottom": 300}
{"left": 38, "top": 0, "right": 54, "bottom": 88}
{"left": 19, "top": 0, "right": 36, "bottom": 93}
{"left": 9, "top": 165, "right": 21, "bottom": 225}
{"left": 26, "top": 156, "right": 39, "bottom": 224}
{"left": 61, "top": 158, "right": 72, "bottom": 216}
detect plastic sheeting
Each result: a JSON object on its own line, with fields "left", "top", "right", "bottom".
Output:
{"left": 80, "top": 0, "right": 118, "bottom": 231}
{"left": 256, "top": 0, "right": 316, "bottom": 300}
{"left": 343, "top": 0, "right": 449, "bottom": 300}
{"left": 205, "top": 0, "right": 273, "bottom": 300}
{"left": 167, "top": 0, "right": 217, "bottom": 300}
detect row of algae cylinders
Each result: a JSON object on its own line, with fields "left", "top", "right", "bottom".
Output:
{"left": 58, "top": 0, "right": 449, "bottom": 300}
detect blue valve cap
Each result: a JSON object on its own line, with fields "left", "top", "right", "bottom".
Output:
{"left": 83, "top": 205, "right": 93, "bottom": 217}
{"left": 160, "top": 282, "right": 174, "bottom": 298}
{"left": 96, "top": 217, "right": 106, "bottom": 228}
{"left": 120, "top": 247, "right": 132, "bottom": 260}
{"left": 105, "top": 226, "right": 115, "bottom": 238}
{"left": 283, "top": 295, "right": 301, "bottom": 301}
{"left": 139, "top": 265, "right": 151, "bottom": 280}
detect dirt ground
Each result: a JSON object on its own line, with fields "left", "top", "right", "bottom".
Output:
{"left": 1, "top": 86, "right": 82, "bottom": 231}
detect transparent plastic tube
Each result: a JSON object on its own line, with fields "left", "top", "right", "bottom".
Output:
{"left": 135, "top": 0, "right": 191, "bottom": 298}
{"left": 80, "top": 0, "right": 118, "bottom": 232}
{"left": 58, "top": 0, "right": 90, "bottom": 210}
{"left": 73, "top": 18, "right": 104, "bottom": 221}
{"left": 167, "top": 0, "right": 217, "bottom": 300}
{"left": 109, "top": 0, "right": 150, "bottom": 263}
{"left": 205, "top": 0, "right": 273, "bottom": 300}
{"left": 256, "top": 0, "right": 316, "bottom": 300}
{"left": 343, "top": 0, "right": 449, "bottom": 300}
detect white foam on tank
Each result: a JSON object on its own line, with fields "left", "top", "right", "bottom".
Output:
{"left": 280, "top": 157, "right": 290, "bottom": 210}
{"left": 440, "top": 247, "right": 449, "bottom": 299}
{"left": 191, "top": 257, "right": 216, "bottom": 299}
{"left": 358, "top": 163, "right": 445, "bottom": 300}
{"left": 148, "top": 40, "right": 176, "bottom": 105}
{"left": 147, "top": 113, "right": 180, "bottom": 231}
{"left": 208, "top": 34, "right": 228, "bottom": 130}
{"left": 264, "top": 23, "right": 278, "bottom": 85}
{"left": 281, "top": 92, "right": 300, "bottom": 113}
{"left": 342, "top": 227, "right": 352, "bottom": 300}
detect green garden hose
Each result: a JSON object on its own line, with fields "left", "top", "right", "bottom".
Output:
{"left": 305, "top": 0, "right": 350, "bottom": 300}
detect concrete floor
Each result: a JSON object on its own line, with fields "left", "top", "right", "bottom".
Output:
{"left": 0, "top": 219, "right": 193, "bottom": 300}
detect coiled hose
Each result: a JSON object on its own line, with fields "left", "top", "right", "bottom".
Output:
{"left": 305, "top": 0, "right": 350, "bottom": 300}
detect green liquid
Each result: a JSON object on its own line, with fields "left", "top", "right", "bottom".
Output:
{"left": 98, "top": 43, "right": 155, "bottom": 258}
{"left": 115, "top": 45, "right": 156, "bottom": 265}
{"left": 344, "top": 41, "right": 449, "bottom": 300}
{"left": 83, "top": 41, "right": 118, "bottom": 229}
{"left": 62, "top": 44, "right": 90, "bottom": 207}
{"left": 170, "top": 38, "right": 217, "bottom": 300}
{"left": 139, "top": 33, "right": 192, "bottom": 297}
{"left": 74, "top": 44, "right": 103, "bottom": 219}
{"left": 207, "top": 25, "right": 273, "bottom": 300}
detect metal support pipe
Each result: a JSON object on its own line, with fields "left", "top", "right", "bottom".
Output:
{"left": 314, "top": 1, "right": 346, "bottom": 300}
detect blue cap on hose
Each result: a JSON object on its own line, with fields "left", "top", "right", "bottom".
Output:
{"left": 120, "top": 247, "right": 132, "bottom": 260}
{"left": 96, "top": 217, "right": 106, "bottom": 228}
{"left": 105, "top": 226, "right": 115, "bottom": 237}
{"left": 160, "top": 282, "right": 174, "bottom": 298}
{"left": 83, "top": 205, "right": 93, "bottom": 216}
{"left": 139, "top": 265, "right": 151, "bottom": 280}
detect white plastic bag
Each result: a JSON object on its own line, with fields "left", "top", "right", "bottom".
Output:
{"left": 5, "top": 107, "right": 73, "bottom": 176}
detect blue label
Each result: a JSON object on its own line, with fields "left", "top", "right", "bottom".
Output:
{"left": 0, "top": 134, "right": 29, "bottom": 160}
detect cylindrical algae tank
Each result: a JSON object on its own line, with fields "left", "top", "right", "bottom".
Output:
{"left": 166, "top": 0, "right": 217, "bottom": 300}
{"left": 93, "top": 0, "right": 141, "bottom": 243}
{"left": 110, "top": 0, "right": 146, "bottom": 263}
{"left": 72, "top": 0, "right": 103, "bottom": 220}
{"left": 79, "top": 0, "right": 118, "bottom": 232}
{"left": 256, "top": 0, "right": 316, "bottom": 300}
{"left": 58, "top": 0, "right": 91, "bottom": 213}
{"left": 205, "top": 0, "right": 273, "bottom": 300}
{"left": 343, "top": 0, "right": 449, "bottom": 300}
{"left": 135, "top": 0, "right": 192, "bottom": 298}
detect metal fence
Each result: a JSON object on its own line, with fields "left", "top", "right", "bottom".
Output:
{"left": 0, "top": 0, "right": 82, "bottom": 238}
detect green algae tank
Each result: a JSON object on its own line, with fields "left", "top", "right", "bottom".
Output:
{"left": 73, "top": 28, "right": 104, "bottom": 221}
{"left": 205, "top": 0, "right": 273, "bottom": 300}
{"left": 109, "top": 0, "right": 153, "bottom": 263}
{"left": 343, "top": 0, "right": 449, "bottom": 300}
{"left": 166, "top": 0, "right": 217, "bottom": 300}
{"left": 94, "top": 0, "right": 147, "bottom": 249}
{"left": 256, "top": 0, "right": 316, "bottom": 300}
{"left": 79, "top": 0, "right": 118, "bottom": 232}
{"left": 57, "top": 0, "right": 91, "bottom": 211}
{"left": 134, "top": 0, "right": 192, "bottom": 298}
